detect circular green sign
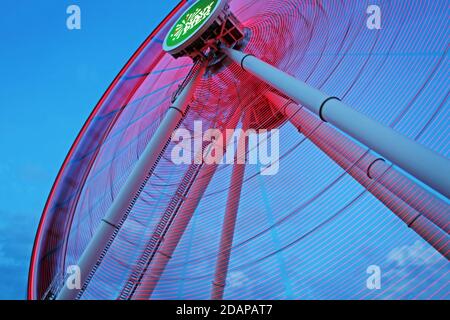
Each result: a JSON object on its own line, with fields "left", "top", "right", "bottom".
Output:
{"left": 164, "top": 0, "right": 222, "bottom": 52}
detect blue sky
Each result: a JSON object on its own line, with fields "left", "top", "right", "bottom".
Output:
{"left": 0, "top": 0, "right": 179, "bottom": 299}
{"left": 0, "top": 0, "right": 448, "bottom": 300}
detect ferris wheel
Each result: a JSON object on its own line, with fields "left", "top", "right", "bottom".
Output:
{"left": 29, "top": 0, "right": 449, "bottom": 300}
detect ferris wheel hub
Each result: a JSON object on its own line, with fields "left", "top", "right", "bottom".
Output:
{"left": 163, "top": 0, "right": 245, "bottom": 59}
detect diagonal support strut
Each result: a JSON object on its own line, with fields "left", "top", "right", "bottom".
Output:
{"left": 222, "top": 47, "right": 450, "bottom": 200}
{"left": 56, "top": 63, "right": 206, "bottom": 300}
{"left": 265, "top": 92, "right": 449, "bottom": 258}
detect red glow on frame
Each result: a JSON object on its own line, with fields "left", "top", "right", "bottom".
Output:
{"left": 28, "top": 0, "right": 449, "bottom": 300}
{"left": 27, "top": 0, "right": 188, "bottom": 300}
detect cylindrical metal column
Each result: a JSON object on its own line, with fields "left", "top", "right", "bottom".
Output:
{"left": 57, "top": 65, "right": 206, "bottom": 300}
{"left": 133, "top": 109, "right": 243, "bottom": 299}
{"left": 211, "top": 122, "right": 248, "bottom": 300}
{"left": 265, "top": 92, "right": 449, "bottom": 258}
{"left": 134, "top": 163, "right": 218, "bottom": 299}
{"left": 367, "top": 180, "right": 449, "bottom": 258}
{"left": 223, "top": 47, "right": 450, "bottom": 199}
{"left": 266, "top": 92, "right": 449, "bottom": 233}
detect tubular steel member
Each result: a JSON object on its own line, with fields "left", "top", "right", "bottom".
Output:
{"left": 119, "top": 161, "right": 205, "bottom": 300}
{"left": 124, "top": 0, "right": 247, "bottom": 297}
{"left": 223, "top": 47, "right": 450, "bottom": 199}
{"left": 211, "top": 162, "right": 246, "bottom": 299}
{"left": 133, "top": 109, "right": 243, "bottom": 300}
{"left": 211, "top": 114, "right": 249, "bottom": 300}
{"left": 121, "top": 128, "right": 230, "bottom": 300}
{"left": 265, "top": 92, "right": 449, "bottom": 258}
{"left": 56, "top": 64, "right": 206, "bottom": 300}
{"left": 265, "top": 92, "right": 450, "bottom": 233}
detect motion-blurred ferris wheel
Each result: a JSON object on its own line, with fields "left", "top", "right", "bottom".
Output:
{"left": 29, "top": 0, "right": 449, "bottom": 300}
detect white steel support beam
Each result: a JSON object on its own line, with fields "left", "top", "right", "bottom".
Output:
{"left": 223, "top": 47, "right": 450, "bottom": 199}
{"left": 57, "top": 65, "right": 206, "bottom": 300}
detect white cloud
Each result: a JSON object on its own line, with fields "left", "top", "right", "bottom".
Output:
{"left": 227, "top": 271, "right": 249, "bottom": 289}
{"left": 387, "top": 240, "right": 441, "bottom": 267}
{"left": 0, "top": 244, "right": 21, "bottom": 268}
